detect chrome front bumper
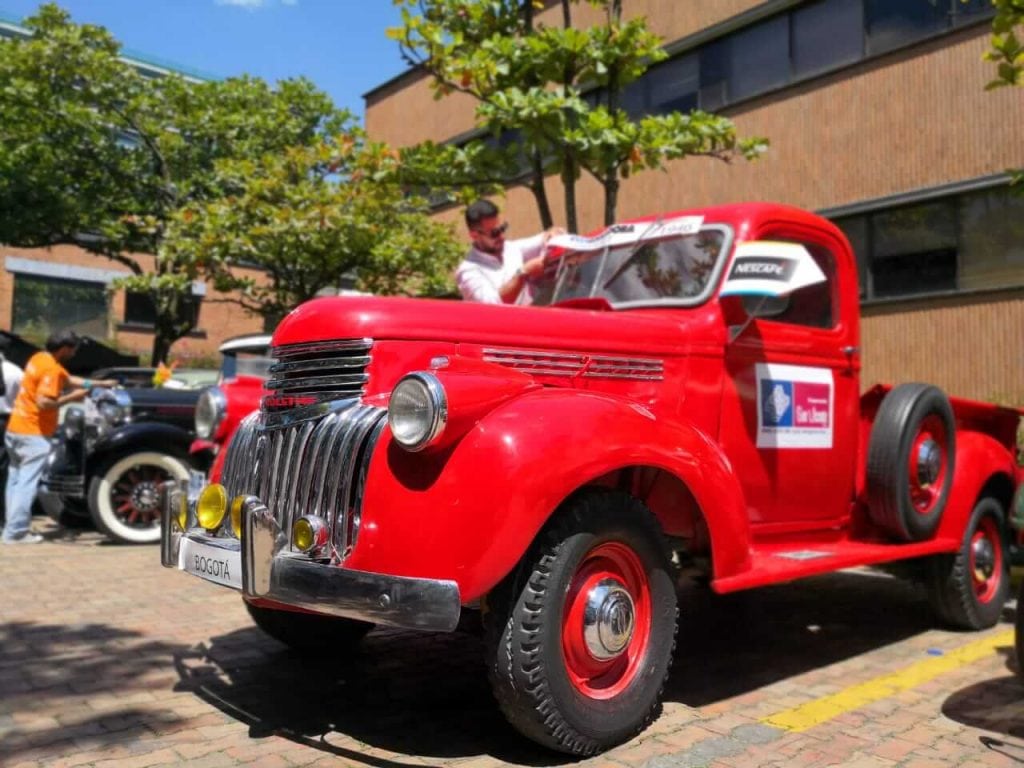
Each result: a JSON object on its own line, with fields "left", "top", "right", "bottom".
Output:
{"left": 160, "top": 484, "right": 461, "bottom": 633}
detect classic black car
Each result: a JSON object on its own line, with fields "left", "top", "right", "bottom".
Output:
{"left": 39, "top": 385, "right": 211, "bottom": 544}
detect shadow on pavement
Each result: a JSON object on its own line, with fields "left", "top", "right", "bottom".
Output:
{"left": 0, "top": 621, "right": 190, "bottom": 762}
{"left": 171, "top": 569, "right": 971, "bottom": 764}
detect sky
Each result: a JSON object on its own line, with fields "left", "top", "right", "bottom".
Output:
{"left": 0, "top": 0, "right": 411, "bottom": 119}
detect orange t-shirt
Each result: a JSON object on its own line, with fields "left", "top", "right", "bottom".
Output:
{"left": 7, "top": 351, "right": 70, "bottom": 437}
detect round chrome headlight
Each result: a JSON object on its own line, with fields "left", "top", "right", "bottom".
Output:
{"left": 63, "top": 406, "right": 85, "bottom": 440}
{"left": 387, "top": 373, "right": 447, "bottom": 452}
{"left": 195, "top": 387, "right": 227, "bottom": 439}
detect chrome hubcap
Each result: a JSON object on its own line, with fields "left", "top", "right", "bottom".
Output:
{"left": 130, "top": 481, "right": 160, "bottom": 513}
{"left": 916, "top": 439, "right": 941, "bottom": 486}
{"left": 972, "top": 537, "right": 995, "bottom": 582}
{"left": 582, "top": 578, "right": 636, "bottom": 660}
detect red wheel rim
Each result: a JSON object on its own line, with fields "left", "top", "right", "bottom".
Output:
{"left": 970, "top": 515, "right": 1003, "bottom": 604}
{"left": 111, "top": 464, "right": 171, "bottom": 527}
{"left": 907, "top": 414, "right": 948, "bottom": 516}
{"left": 561, "top": 541, "right": 651, "bottom": 700}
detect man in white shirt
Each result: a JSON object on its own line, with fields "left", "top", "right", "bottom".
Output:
{"left": 455, "top": 200, "right": 565, "bottom": 304}
{"left": 0, "top": 336, "right": 25, "bottom": 526}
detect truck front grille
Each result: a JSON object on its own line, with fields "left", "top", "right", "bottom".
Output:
{"left": 263, "top": 338, "right": 373, "bottom": 412}
{"left": 220, "top": 401, "right": 386, "bottom": 559}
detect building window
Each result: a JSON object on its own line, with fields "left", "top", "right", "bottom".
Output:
{"left": 123, "top": 290, "right": 201, "bottom": 328}
{"left": 646, "top": 53, "right": 699, "bottom": 115}
{"left": 12, "top": 274, "right": 108, "bottom": 339}
{"left": 957, "top": 187, "right": 1024, "bottom": 291}
{"left": 864, "top": 0, "right": 950, "bottom": 56}
{"left": 792, "top": 0, "right": 864, "bottom": 80}
{"left": 729, "top": 14, "right": 791, "bottom": 103}
{"left": 831, "top": 184, "right": 1024, "bottom": 302}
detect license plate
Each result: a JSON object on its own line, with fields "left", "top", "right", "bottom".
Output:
{"left": 180, "top": 538, "right": 242, "bottom": 590}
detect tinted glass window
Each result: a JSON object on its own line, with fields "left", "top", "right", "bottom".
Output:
{"left": 729, "top": 15, "right": 791, "bottom": 102}
{"left": 648, "top": 54, "right": 699, "bottom": 114}
{"left": 699, "top": 38, "right": 730, "bottom": 111}
{"left": 767, "top": 245, "right": 837, "bottom": 329}
{"left": 124, "top": 291, "right": 201, "bottom": 328}
{"left": 952, "top": 0, "right": 994, "bottom": 25}
{"left": 12, "top": 275, "right": 108, "bottom": 339}
{"left": 865, "top": 0, "right": 949, "bottom": 56}
{"left": 792, "top": 0, "right": 864, "bottom": 79}
{"left": 958, "top": 187, "right": 1024, "bottom": 291}
{"left": 870, "top": 200, "right": 957, "bottom": 297}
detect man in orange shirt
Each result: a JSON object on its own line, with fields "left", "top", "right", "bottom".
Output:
{"left": 2, "top": 330, "right": 115, "bottom": 544}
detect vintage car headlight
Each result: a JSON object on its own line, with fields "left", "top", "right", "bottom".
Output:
{"left": 93, "top": 389, "right": 132, "bottom": 429}
{"left": 62, "top": 406, "right": 86, "bottom": 440}
{"left": 388, "top": 372, "right": 447, "bottom": 452}
{"left": 195, "top": 387, "right": 227, "bottom": 439}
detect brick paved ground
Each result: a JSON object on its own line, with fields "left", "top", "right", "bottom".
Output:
{"left": 2, "top": 518, "right": 1024, "bottom": 768}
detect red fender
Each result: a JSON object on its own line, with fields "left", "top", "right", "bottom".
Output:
{"left": 345, "top": 388, "right": 752, "bottom": 602}
{"left": 935, "top": 429, "right": 1018, "bottom": 541}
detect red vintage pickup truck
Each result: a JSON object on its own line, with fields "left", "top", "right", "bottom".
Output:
{"left": 162, "top": 202, "right": 1023, "bottom": 756}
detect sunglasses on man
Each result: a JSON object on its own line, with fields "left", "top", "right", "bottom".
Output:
{"left": 474, "top": 222, "right": 509, "bottom": 239}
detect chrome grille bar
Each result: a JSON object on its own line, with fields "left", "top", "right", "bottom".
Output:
{"left": 264, "top": 338, "right": 374, "bottom": 412}
{"left": 219, "top": 400, "right": 387, "bottom": 561}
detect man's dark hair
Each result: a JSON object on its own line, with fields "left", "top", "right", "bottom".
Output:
{"left": 45, "top": 329, "right": 81, "bottom": 353}
{"left": 465, "top": 199, "right": 499, "bottom": 229}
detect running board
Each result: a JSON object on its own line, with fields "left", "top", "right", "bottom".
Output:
{"left": 711, "top": 536, "right": 960, "bottom": 594}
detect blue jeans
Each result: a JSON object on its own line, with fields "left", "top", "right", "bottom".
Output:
{"left": 2, "top": 433, "right": 51, "bottom": 541}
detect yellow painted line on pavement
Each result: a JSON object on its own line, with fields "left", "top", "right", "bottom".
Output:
{"left": 762, "top": 630, "right": 1013, "bottom": 732}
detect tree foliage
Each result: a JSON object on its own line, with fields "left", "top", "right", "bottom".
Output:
{"left": 167, "top": 136, "right": 463, "bottom": 327}
{"left": 977, "top": 0, "right": 1024, "bottom": 186}
{"left": 2, "top": 4, "right": 451, "bottom": 361}
{"left": 389, "top": 0, "right": 767, "bottom": 229}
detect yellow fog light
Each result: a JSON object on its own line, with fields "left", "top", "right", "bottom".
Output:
{"left": 230, "top": 495, "right": 246, "bottom": 538}
{"left": 197, "top": 484, "right": 228, "bottom": 531}
{"left": 292, "top": 515, "right": 328, "bottom": 553}
{"left": 176, "top": 493, "right": 188, "bottom": 531}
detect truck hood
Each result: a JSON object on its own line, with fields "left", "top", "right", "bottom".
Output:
{"left": 273, "top": 296, "right": 724, "bottom": 357}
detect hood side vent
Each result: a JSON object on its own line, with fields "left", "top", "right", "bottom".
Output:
{"left": 482, "top": 348, "right": 664, "bottom": 381}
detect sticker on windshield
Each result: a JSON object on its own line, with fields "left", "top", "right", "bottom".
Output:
{"left": 548, "top": 216, "right": 704, "bottom": 253}
{"left": 756, "top": 363, "right": 833, "bottom": 449}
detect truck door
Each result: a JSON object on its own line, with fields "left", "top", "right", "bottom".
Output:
{"left": 718, "top": 227, "right": 860, "bottom": 528}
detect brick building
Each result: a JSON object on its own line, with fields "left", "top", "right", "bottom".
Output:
{"left": 1, "top": 15, "right": 265, "bottom": 364}
{"left": 365, "top": 0, "right": 1024, "bottom": 402}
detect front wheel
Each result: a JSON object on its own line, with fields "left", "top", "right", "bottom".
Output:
{"left": 88, "top": 451, "right": 192, "bottom": 544}
{"left": 928, "top": 496, "right": 1009, "bottom": 630}
{"left": 484, "top": 489, "right": 678, "bottom": 756}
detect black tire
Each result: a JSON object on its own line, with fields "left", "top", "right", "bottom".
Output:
{"left": 245, "top": 601, "right": 372, "bottom": 653}
{"left": 88, "top": 451, "right": 192, "bottom": 544}
{"left": 1015, "top": 579, "right": 1024, "bottom": 680}
{"left": 867, "top": 383, "right": 955, "bottom": 541}
{"left": 484, "top": 488, "right": 677, "bottom": 756}
{"left": 928, "top": 496, "right": 1009, "bottom": 630}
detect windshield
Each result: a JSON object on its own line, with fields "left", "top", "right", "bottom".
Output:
{"left": 221, "top": 350, "right": 273, "bottom": 380}
{"left": 532, "top": 226, "right": 730, "bottom": 308}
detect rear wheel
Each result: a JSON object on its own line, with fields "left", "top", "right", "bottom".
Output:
{"left": 245, "top": 601, "right": 372, "bottom": 653}
{"left": 484, "top": 489, "right": 677, "bottom": 756}
{"left": 88, "top": 451, "right": 192, "bottom": 544}
{"left": 928, "top": 497, "right": 1009, "bottom": 630}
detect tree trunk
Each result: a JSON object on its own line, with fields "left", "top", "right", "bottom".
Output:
{"left": 529, "top": 151, "right": 554, "bottom": 229}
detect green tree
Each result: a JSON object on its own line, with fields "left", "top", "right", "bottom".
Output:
{"left": 166, "top": 135, "right": 464, "bottom": 327}
{"left": 390, "top": 0, "right": 767, "bottom": 230}
{"left": 0, "top": 4, "right": 349, "bottom": 362}
{"left": 978, "top": 0, "right": 1023, "bottom": 185}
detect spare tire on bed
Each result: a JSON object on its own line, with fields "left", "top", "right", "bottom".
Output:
{"left": 866, "top": 383, "right": 955, "bottom": 542}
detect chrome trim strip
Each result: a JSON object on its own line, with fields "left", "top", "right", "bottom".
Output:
{"left": 272, "top": 338, "right": 373, "bottom": 358}
{"left": 265, "top": 373, "right": 369, "bottom": 391}
{"left": 482, "top": 348, "right": 665, "bottom": 381}
{"left": 269, "top": 355, "right": 372, "bottom": 374}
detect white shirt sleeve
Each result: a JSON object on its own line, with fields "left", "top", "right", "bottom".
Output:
{"left": 455, "top": 259, "right": 503, "bottom": 304}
